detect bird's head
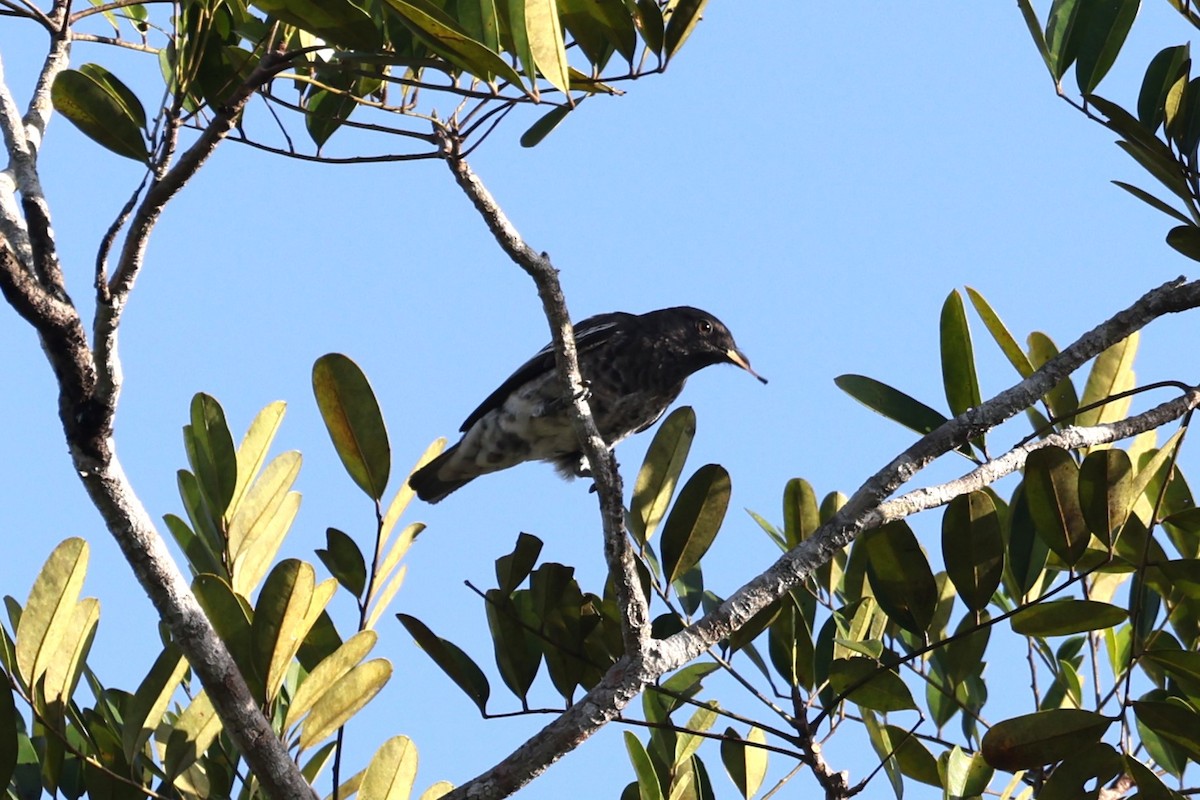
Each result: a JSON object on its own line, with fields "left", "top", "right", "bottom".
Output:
{"left": 655, "top": 307, "right": 768, "bottom": 385}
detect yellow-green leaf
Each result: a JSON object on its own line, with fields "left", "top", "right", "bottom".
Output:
{"left": 287, "top": 630, "right": 378, "bottom": 732}
{"left": 525, "top": 0, "right": 570, "bottom": 93}
{"left": 301, "top": 659, "right": 393, "bottom": 749}
{"left": 313, "top": 353, "right": 391, "bottom": 501}
{"left": 360, "top": 735, "right": 418, "bottom": 800}
{"left": 1076, "top": 333, "right": 1138, "bottom": 430}
{"left": 231, "top": 400, "right": 287, "bottom": 519}
{"left": 161, "top": 691, "right": 223, "bottom": 780}
{"left": 16, "top": 538, "right": 88, "bottom": 690}
{"left": 631, "top": 407, "right": 696, "bottom": 545}
{"left": 51, "top": 67, "right": 148, "bottom": 162}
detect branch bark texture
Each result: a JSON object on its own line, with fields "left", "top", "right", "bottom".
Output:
{"left": 0, "top": 39, "right": 317, "bottom": 800}
{"left": 433, "top": 195, "right": 1200, "bottom": 799}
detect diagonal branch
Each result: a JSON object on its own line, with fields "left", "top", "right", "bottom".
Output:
{"left": 439, "top": 275, "right": 1200, "bottom": 800}
{"left": 667, "top": 276, "right": 1200, "bottom": 666}
{"left": 439, "top": 127, "right": 655, "bottom": 798}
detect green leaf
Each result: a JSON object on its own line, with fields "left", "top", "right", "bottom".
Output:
{"left": 313, "top": 353, "right": 391, "bottom": 500}
{"left": 835, "top": 373, "right": 948, "bottom": 436}
{"left": 630, "top": 0, "right": 664, "bottom": 57}
{"left": 624, "top": 731, "right": 663, "bottom": 800}
{"left": 659, "top": 464, "right": 730, "bottom": 586}
{"left": 1076, "top": 333, "right": 1137, "bottom": 428}
{"left": 484, "top": 589, "right": 541, "bottom": 701}
{"left": 1138, "top": 45, "right": 1190, "bottom": 130}
{"left": 251, "top": 0, "right": 383, "bottom": 48}
{"left": 1045, "top": 0, "right": 1082, "bottom": 80}
{"left": 1125, "top": 754, "right": 1179, "bottom": 800}
{"left": 881, "top": 722, "right": 941, "bottom": 787}
{"left": 253, "top": 560, "right": 336, "bottom": 701}
{"left": 981, "top": 709, "right": 1112, "bottom": 770}
{"left": 16, "top": 538, "right": 88, "bottom": 690}
{"left": 862, "top": 711, "right": 903, "bottom": 798}
{"left": 1038, "top": 742, "right": 1122, "bottom": 800}
{"left": 1111, "top": 181, "right": 1192, "bottom": 225}
{"left": 1024, "top": 446, "right": 1090, "bottom": 565}
{"left": 1010, "top": 599, "right": 1127, "bottom": 636}
{"left": 51, "top": 67, "right": 148, "bottom": 162}
{"left": 0, "top": 668, "right": 15, "bottom": 792}
{"left": 233, "top": 400, "right": 286, "bottom": 516}
{"left": 495, "top": 532, "right": 543, "bottom": 594}
{"left": 397, "top": 614, "right": 490, "bottom": 713}
{"left": 1072, "top": 0, "right": 1139, "bottom": 94}
{"left": 189, "top": 393, "right": 238, "bottom": 518}
{"left": 419, "top": 781, "right": 454, "bottom": 800}
{"left": 942, "top": 491, "right": 1004, "bottom": 612}
{"left": 358, "top": 735, "right": 418, "bottom": 800}
{"left": 300, "top": 658, "right": 393, "bottom": 750}
{"left": 520, "top": 104, "right": 573, "bottom": 147}
{"left": 192, "top": 573, "right": 260, "bottom": 699}
{"left": 717, "top": 726, "right": 767, "bottom": 800}
{"left": 630, "top": 407, "right": 696, "bottom": 545}
{"left": 673, "top": 705, "right": 718, "bottom": 767}
{"left": 783, "top": 477, "right": 820, "bottom": 550}
{"left": 861, "top": 520, "right": 937, "bottom": 635}
{"left": 384, "top": 0, "right": 527, "bottom": 91}
{"left": 1167, "top": 225, "right": 1200, "bottom": 261}
{"left": 940, "top": 747, "right": 993, "bottom": 798}
{"left": 940, "top": 289, "right": 982, "bottom": 420}
{"left": 1132, "top": 700, "right": 1200, "bottom": 761}
{"left": 965, "top": 286, "right": 1035, "bottom": 379}
{"left": 663, "top": 0, "right": 707, "bottom": 61}
{"left": 161, "top": 691, "right": 223, "bottom": 780}
{"left": 121, "top": 644, "right": 187, "bottom": 764}
{"left": 1026, "top": 332, "right": 1079, "bottom": 424}
{"left": 317, "top": 527, "right": 368, "bottom": 598}
{"left": 768, "top": 593, "right": 814, "bottom": 691}
{"left": 1078, "top": 449, "right": 1133, "bottom": 548}
{"left": 1017, "top": 0, "right": 1053, "bottom": 75}
{"left": 829, "top": 657, "right": 917, "bottom": 712}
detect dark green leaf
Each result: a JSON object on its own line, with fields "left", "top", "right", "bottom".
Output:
{"left": 940, "top": 290, "right": 982, "bottom": 420}
{"left": 250, "top": 0, "right": 383, "bottom": 49}
{"left": 1045, "top": 0, "right": 1082, "bottom": 79}
{"left": 1111, "top": 181, "right": 1193, "bottom": 225}
{"left": 384, "top": 0, "right": 527, "bottom": 90}
{"left": 660, "top": 464, "right": 730, "bottom": 586}
{"left": 495, "top": 532, "right": 543, "bottom": 594}
{"left": 835, "top": 374, "right": 951, "bottom": 438}
{"left": 484, "top": 589, "right": 540, "bottom": 701}
{"left": 312, "top": 353, "right": 391, "bottom": 500}
{"left": 316, "top": 527, "right": 367, "bottom": 598}
{"left": 862, "top": 520, "right": 938, "bottom": 636}
{"left": 942, "top": 491, "right": 1004, "bottom": 612}
{"left": 1072, "top": 0, "right": 1139, "bottom": 94}
{"left": 1078, "top": 449, "right": 1133, "bottom": 548}
{"left": 663, "top": 0, "right": 707, "bottom": 61}
{"left": 1005, "top": 484, "right": 1049, "bottom": 597}
{"left": 829, "top": 657, "right": 917, "bottom": 712}
{"left": 1017, "top": 0, "right": 1053, "bottom": 75}
{"left": 1132, "top": 700, "right": 1200, "bottom": 761}
{"left": 980, "top": 709, "right": 1113, "bottom": 770}
{"left": 1010, "top": 599, "right": 1127, "bottom": 636}
{"left": 881, "top": 723, "right": 940, "bottom": 787}
{"left": 1038, "top": 742, "right": 1122, "bottom": 800}
{"left": 1138, "top": 45, "right": 1190, "bottom": 130}
{"left": 1024, "top": 446, "right": 1090, "bottom": 565}
{"left": 783, "top": 477, "right": 820, "bottom": 550}
{"left": 1167, "top": 225, "right": 1200, "bottom": 261}
{"left": 520, "top": 104, "right": 573, "bottom": 147}
{"left": 51, "top": 68, "right": 148, "bottom": 162}
{"left": 767, "top": 594, "right": 814, "bottom": 691}
{"left": 630, "top": 0, "right": 664, "bottom": 57}
{"left": 1124, "top": 756, "right": 1178, "bottom": 800}
{"left": 189, "top": 393, "right": 238, "bottom": 517}
{"left": 397, "top": 614, "right": 490, "bottom": 713}
{"left": 0, "top": 667, "right": 15, "bottom": 792}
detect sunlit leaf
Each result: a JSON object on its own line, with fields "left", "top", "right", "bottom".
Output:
{"left": 301, "top": 659, "right": 393, "bottom": 750}
{"left": 287, "top": 630, "right": 378, "bottom": 733}
{"left": 51, "top": 67, "right": 148, "bottom": 162}
{"left": 16, "top": 538, "right": 88, "bottom": 690}
{"left": 313, "top": 353, "right": 391, "bottom": 500}
{"left": 359, "top": 735, "right": 418, "bottom": 800}
{"left": 630, "top": 407, "right": 696, "bottom": 545}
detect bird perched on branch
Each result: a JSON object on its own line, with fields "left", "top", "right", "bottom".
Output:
{"left": 409, "top": 306, "right": 766, "bottom": 503}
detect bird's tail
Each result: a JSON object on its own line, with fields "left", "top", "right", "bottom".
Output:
{"left": 408, "top": 444, "right": 475, "bottom": 503}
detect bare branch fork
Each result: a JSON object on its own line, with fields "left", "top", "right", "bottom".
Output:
{"left": 0, "top": 37, "right": 317, "bottom": 800}
{"left": 439, "top": 131, "right": 1200, "bottom": 800}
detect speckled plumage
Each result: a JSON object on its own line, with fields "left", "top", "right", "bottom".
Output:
{"left": 409, "top": 307, "right": 764, "bottom": 503}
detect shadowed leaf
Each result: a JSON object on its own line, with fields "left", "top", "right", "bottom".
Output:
{"left": 313, "top": 353, "right": 391, "bottom": 500}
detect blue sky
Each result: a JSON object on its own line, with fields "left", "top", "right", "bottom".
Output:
{"left": 4, "top": 1, "right": 1200, "bottom": 797}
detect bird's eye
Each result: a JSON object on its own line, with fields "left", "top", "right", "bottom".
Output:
{"left": 697, "top": 319, "right": 714, "bottom": 335}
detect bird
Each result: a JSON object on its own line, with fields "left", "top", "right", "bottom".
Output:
{"left": 408, "top": 306, "right": 766, "bottom": 503}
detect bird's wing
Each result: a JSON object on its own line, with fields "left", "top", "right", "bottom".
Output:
{"left": 459, "top": 312, "right": 633, "bottom": 432}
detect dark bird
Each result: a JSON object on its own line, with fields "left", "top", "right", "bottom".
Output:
{"left": 409, "top": 306, "right": 766, "bottom": 503}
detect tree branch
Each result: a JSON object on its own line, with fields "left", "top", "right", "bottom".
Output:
{"left": 439, "top": 127, "right": 655, "bottom": 798}
{"left": 0, "top": 36, "right": 319, "bottom": 799}
{"left": 667, "top": 276, "right": 1200, "bottom": 666}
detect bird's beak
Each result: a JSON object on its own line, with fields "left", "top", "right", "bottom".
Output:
{"left": 726, "top": 348, "right": 768, "bottom": 385}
